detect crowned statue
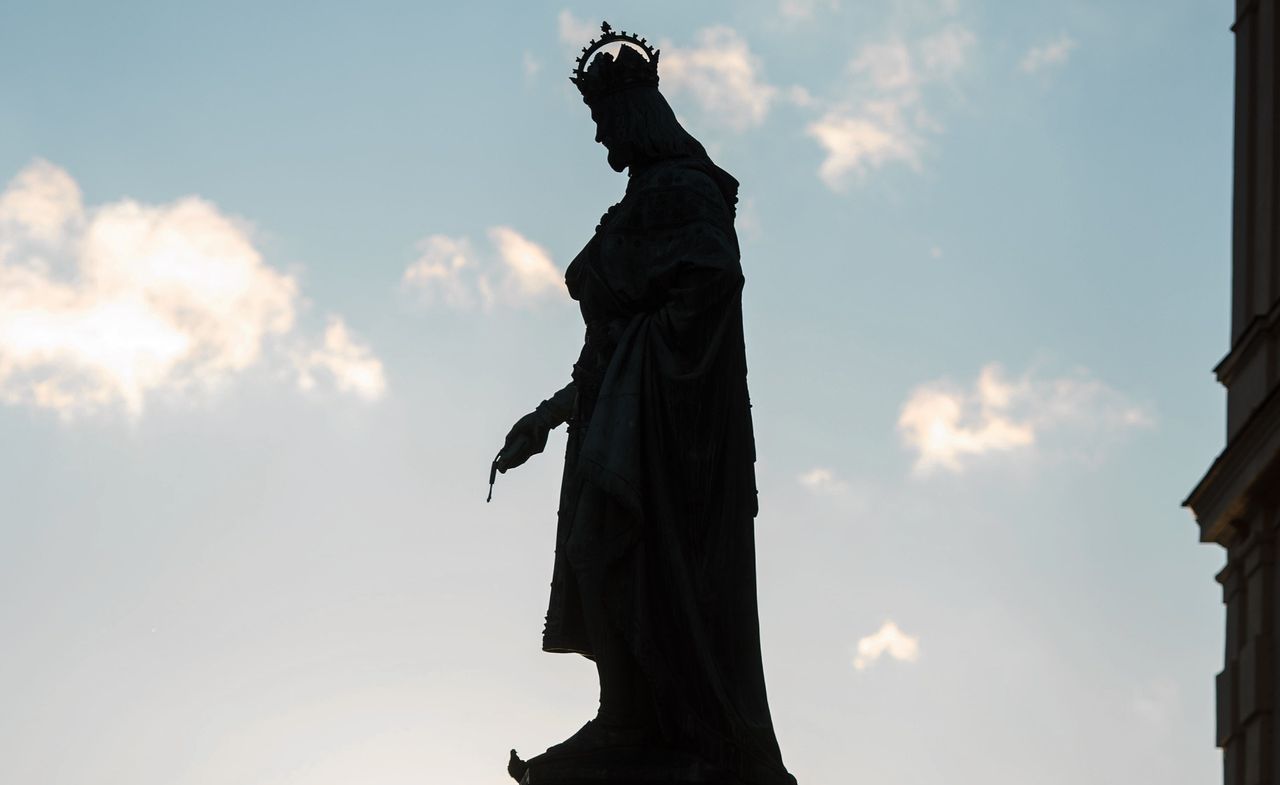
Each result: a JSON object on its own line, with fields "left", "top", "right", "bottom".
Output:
{"left": 493, "top": 22, "right": 797, "bottom": 785}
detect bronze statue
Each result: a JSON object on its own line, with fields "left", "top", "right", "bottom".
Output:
{"left": 494, "top": 22, "right": 796, "bottom": 785}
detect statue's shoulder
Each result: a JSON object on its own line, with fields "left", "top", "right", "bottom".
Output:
{"left": 634, "top": 159, "right": 723, "bottom": 198}
{"left": 628, "top": 160, "right": 735, "bottom": 225}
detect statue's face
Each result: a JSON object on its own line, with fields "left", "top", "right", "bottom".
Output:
{"left": 590, "top": 106, "right": 631, "bottom": 173}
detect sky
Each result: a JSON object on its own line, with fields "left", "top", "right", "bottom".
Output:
{"left": 0, "top": 1, "right": 1235, "bottom": 783}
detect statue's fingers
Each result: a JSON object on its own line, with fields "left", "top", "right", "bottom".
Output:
{"left": 497, "top": 435, "right": 530, "bottom": 473}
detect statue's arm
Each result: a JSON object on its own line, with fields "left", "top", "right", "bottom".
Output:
{"left": 534, "top": 381, "right": 576, "bottom": 429}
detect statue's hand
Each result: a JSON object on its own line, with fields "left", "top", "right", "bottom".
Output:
{"left": 495, "top": 410, "right": 551, "bottom": 473}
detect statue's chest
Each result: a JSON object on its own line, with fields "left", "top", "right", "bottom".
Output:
{"left": 566, "top": 206, "right": 652, "bottom": 321}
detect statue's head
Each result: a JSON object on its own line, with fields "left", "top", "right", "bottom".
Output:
{"left": 571, "top": 22, "right": 707, "bottom": 173}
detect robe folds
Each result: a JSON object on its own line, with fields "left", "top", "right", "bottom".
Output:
{"left": 541, "top": 155, "right": 796, "bottom": 785}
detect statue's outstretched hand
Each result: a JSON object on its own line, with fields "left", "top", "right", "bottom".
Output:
{"left": 495, "top": 410, "right": 551, "bottom": 474}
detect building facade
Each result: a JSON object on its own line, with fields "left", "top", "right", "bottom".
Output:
{"left": 1185, "top": 1, "right": 1280, "bottom": 783}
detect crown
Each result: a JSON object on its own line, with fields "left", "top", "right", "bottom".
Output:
{"left": 570, "top": 21, "right": 660, "bottom": 105}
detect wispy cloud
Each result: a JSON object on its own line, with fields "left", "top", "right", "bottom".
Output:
{"left": 854, "top": 620, "right": 920, "bottom": 670}
{"left": 797, "top": 465, "right": 872, "bottom": 515}
{"left": 778, "top": 0, "right": 840, "bottom": 21}
{"left": 0, "top": 159, "right": 383, "bottom": 418}
{"left": 0, "top": 159, "right": 82, "bottom": 243}
{"left": 798, "top": 466, "right": 851, "bottom": 496}
{"left": 522, "top": 51, "right": 542, "bottom": 80}
{"left": 295, "top": 317, "right": 386, "bottom": 402}
{"left": 488, "top": 226, "right": 564, "bottom": 300}
{"left": 402, "top": 227, "right": 562, "bottom": 311}
{"left": 1019, "top": 34, "right": 1077, "bottom": 74}
{"left": 807, "top": 100, "right": 923, "bottom": 186}
{"left": 557, "top": 9, "right": 599, "bottom": 50}
{"left": 660, "top": 26, "right": 779, "bottom": 132}
{"left": 560, "top": 13, "right": 791, "bottom": 133}
{"left": 897, "top": 363, "right": 1153, "bottom": 474}
{"left": 1131, "top": 679, "right": 1181, "bottom": 730}
{"left": 403, "top": 235, "right": 488, "bottom": 310}
{"left": 806, "top": 22, "right": 975, "bottom": 189}
{"left": 919, "top": 25, "right": 975, "bottom": 76}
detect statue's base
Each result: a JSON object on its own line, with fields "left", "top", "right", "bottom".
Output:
{"left": 508, "top": 746, "right": 738, "bottom": 785}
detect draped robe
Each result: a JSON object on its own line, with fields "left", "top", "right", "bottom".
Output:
{"left": 540, "top": 156, "right": 795, "bottom": 785}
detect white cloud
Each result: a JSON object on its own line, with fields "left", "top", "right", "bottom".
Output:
{"left": 1019, "top": 34, "right": 1077, "bottom": 74}
{"left": 919, "top": 25, "right": 976, "bottom": 78}
{"left": 784, "top": 84, "right": 816, "bottom": 108}
{"left": 853, "top": 620, "right": 920, "bottom": 670}
{"left": 888, "top": 0, "right": 962, "bottom": 25}
{"left": 557, "top": 9, "right": 599, "bottom": 49}
{"left": 295, "top": 317, "right": 386, "bottom": 402}
{"left": 0, "top": 159, "right": 384, "bottom": 417}
{"left": 779, "top": 0, "right": 839, "bottom": 20}
{"left": 402, "top": 227, "right": 562, "bottom": 311}
{"left": 0, "top": 158, "right": 83, "bottom": 243}
{"left": 403, "top": 235, "right": 490, "bottom": 310}
{"left": 798, "top": 466, "right": 850, "bottom": 496}
{"left": 522, "top": 51, "right": 542, "bottom": 80}
{"left": 796, "top": 465, "right": 871, "bottom": 515}
{"left": 1131, "top": 679, "right": 1180, "bottom": 729}
{"left": 558, "top": 17, "right": 777, "bottom": 133}
{"left": 660, "top": 27, "right": 779, "bottom": 132}
{"left": 808, "top": 102, "right": 922, "bottom": 187}
{"left": 805, "top": 25, "right": 974, "bottom": 189}
{"left": 853, "top": 40, "right": 918, "bottom": 93}
{"left": 488, "top": 226, "right": 564, "bottom": 300}
{"left": 897, "top": 363, "right": 1153, "bottom": 474}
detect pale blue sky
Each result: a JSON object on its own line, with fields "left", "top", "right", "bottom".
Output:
{"left": 0, "top": 2, "right": 1232, "bottom": 783}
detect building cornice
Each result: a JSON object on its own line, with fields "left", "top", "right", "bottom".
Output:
{"left": 1186, "top": 383, "right": 1280, "bottom": 544}
{"left": 1215, "top": 299, "right": 1280, "bottom": 385}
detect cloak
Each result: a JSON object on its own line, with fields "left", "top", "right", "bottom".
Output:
{"left": 542, "top": 155, "right": 795, "bottom": 785}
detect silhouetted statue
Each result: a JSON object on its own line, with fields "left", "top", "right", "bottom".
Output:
{"left": 493, "top": 22, "right": 796, "bottom": 785}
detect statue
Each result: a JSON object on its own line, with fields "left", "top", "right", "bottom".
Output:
{"left": 492, "top": 22, "right": 797, "bottom": 785}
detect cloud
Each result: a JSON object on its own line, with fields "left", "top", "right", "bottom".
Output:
{"left": 798, "top": 467, "right": 850, "bottom": 496}
{"left": 1131, "top": 679, "right": 1180, "bottom": 729}
{"left": 797, "top": 465, "right": 872, "bottom": 515}
{"left": 488, "top": 226, "right": 564, "bottom": 300}
{"left": 784, "top": 85, "right": 816, "bottom": 108}
{"left": 1019, "top": 34, "right": 1077, "bottom": 74}
{"left": 557, "top": 9, "right": 599, "bottom": 49}
{"left": 522, "top": 51, "right": 542, "bottom": 80}
{"left": 0, "top": 158, "right": 83, "bottom": 243}
{"left": 403, "top": 235, "right": 490, "bottom": 310}
{"left": 0, "top": 159, "right": 383, "bottom": 417}
{"left": 779, "top": 0, "right": 839, "bottom": 20}
{"left": 559, "top": 16, "right": 780, "bottom": 133}
{"left": 808, "top": 102, "right": 922, "bottom": 186}
{"left": 852, "top": 40, "right": 918, "bottom": 93}
{"left": 295, "top": 317, "right": 386, "bottom": 402}
{"left": 805, "top": 24, "right": 974, "bottom": 189}
{"left": 402, "top": 227, "right": 562, "bottom": 310}
{"left": 897, "top": 363, "right": 1153, "bottom": 474}
{"left": 918, "top": 25, "right": 976, "bottom": 77}
{"left": 853, "top": 620, "right": 920, "bottom": 670}
{"left": 659, "top": 27, "right": 779, "bottom": 132}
